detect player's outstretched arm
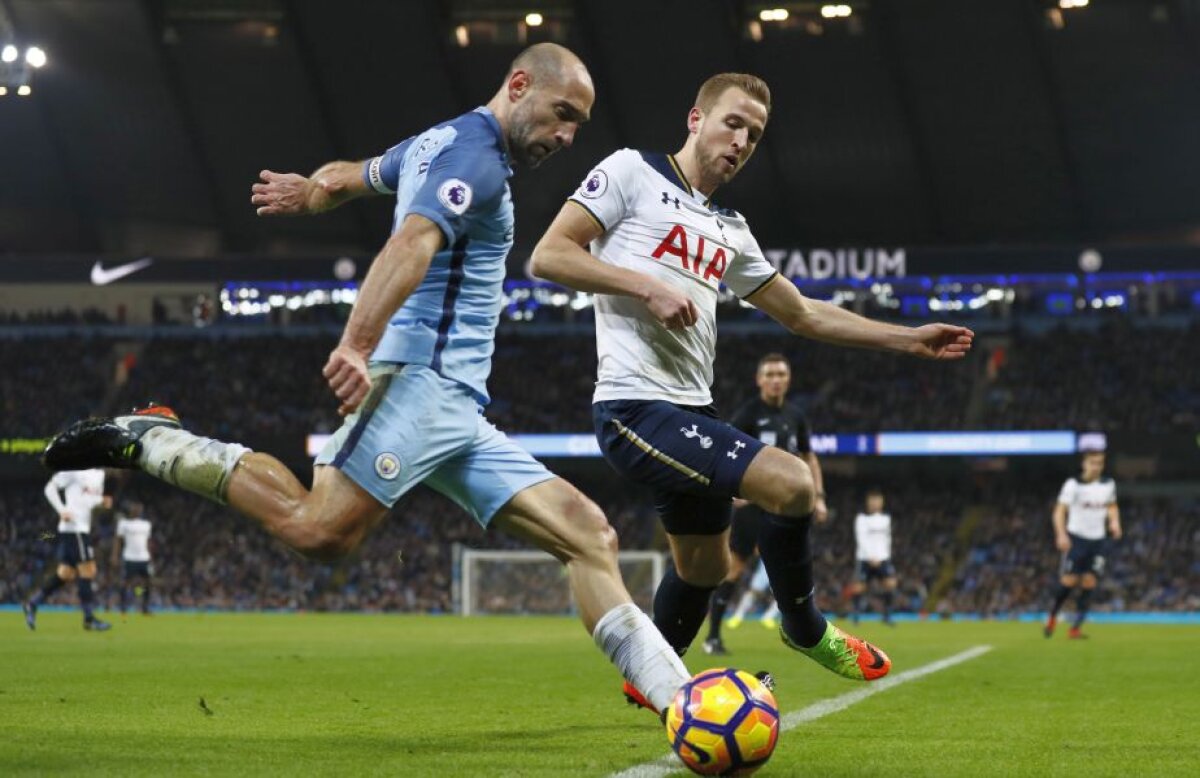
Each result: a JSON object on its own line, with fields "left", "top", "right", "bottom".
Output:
{"left": 251, "top": 160, "right": 374, "bottom": 217}
{"left": 747, "top": 275, "right": 974, "bottom": 359}
{"left": 324, "top": 214, "right": 443, "bottom": 416}
{"left": 1107, "top": 503, "right": 1122, "bottom": 540}
{"left": 531, "top": 203, "right": 699, "bottom": 330}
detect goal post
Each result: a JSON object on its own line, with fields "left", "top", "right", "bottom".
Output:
{"left": 454, "top": 546, "right": 667, "bottom": 616}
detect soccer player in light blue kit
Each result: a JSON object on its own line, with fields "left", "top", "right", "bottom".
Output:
{"left": 44, "top": 44, "right": 689, "bottom": 714}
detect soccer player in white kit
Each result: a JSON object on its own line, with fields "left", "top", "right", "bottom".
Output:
{"left": 532, "top": 72, "right": 974, "bottom": 696}
{"left": 851, "top": 488, "right": 898, "bottom": 625}
{"left": 114, "top": 500, "right": 154, "bottom": 615}
{"left": 25, "top": 468, "right": 112, "bottom": 631}
{"left": 1045, "top": 451, "right": 1121, "bottom": 639}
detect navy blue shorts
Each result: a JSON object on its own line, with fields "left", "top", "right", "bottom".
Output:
{"left": 123, "top": 561, "right": 153, "bottom": 579}
{"left": 1061, "top": 535, "right": 1107, "bottom": 577}
{"left": 593, "top": 400, "right": 766, "bottom": 536}
{"left": 857, "top": 560, "right": 897, "bottom": 581}
{"left": 57, "top": 532, "right": 94, "bottom": 566}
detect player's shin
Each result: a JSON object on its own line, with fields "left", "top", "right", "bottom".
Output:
{"left": 593, "top": 602, "right": 690, "bottom": 713}
{"left": 757, "top": 512, "right": 827, "bottom": 647}
{"left": 30, "top": 574, "right": 65, "bottom": 605}
{"left": 1050, "top": 584, "right": 1073, "bottom": 617}
{"left": 707, "top": 579, "right": 736, "bottom": 640}
{"left": 1073, "top": 589, "right": 1093, "bottom": 629}
{"left": 138, "top": 427, "right": 249, "bottom": 504}
{"left": 652, "top": 567, "right": 716, "bottom": 655}
{"left": 77, "top": 578, "right": 97, "bottom": 622}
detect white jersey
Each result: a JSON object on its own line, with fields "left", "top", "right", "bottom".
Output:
{"left": 569, "top": 149, "right": 779, "bottom": 405}
{"left": 855, "top": 512, "right": 892, "bottom": 561}
{"left": 117, "top": 518, "right": 153, "bottom": 562}
{"left": 1057, "top": 477, "right": 1116, "bottom": 540}
{"left": 44, "top": 469, "right": 106, "bottom": 534}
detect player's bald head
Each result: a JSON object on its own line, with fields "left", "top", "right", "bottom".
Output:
{"left": 507, "top": 43, "right": 590, "bottom": 88}
{"left": 496, "top": 43, "right": 593, "bottom": 168}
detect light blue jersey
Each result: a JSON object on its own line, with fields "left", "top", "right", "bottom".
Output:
{"left": 316, "top": 107, "right": 553, "bottom": 521}
{"left": 363, "top": 107, "right": 514, "bottom": 405}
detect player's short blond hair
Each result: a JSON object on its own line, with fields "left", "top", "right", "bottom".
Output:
{"left": 695, "top": 73, "right": 771, "bottom": 117}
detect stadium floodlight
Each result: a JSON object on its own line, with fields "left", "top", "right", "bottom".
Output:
{"left": 1, "top": 44, "right": 17, "bottom": 63}
{"left": 454, "top": 24, "right": 469, "bottom": 47}
{"left": 25, "top": 46, "right": 46, "bottom": 68}
{"left": 17, "top": 84, "right": 31, "bottom": 96}
{"left": 1059, "top": 0, "right": 1089, "bottom": 8}
{"left": 759, "top": 9, "right": 789, "bottom": 22}
{"left": 820, "top": 4, "right": 852, "bottom": 18}
{"left": 525, "top": 12, "right": 543, "bottom": 27}
{"left": 0, "top": 86, "right": 6, "bottom": 96}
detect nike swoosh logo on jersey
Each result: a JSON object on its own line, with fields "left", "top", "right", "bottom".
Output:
{"left": 90, "top": 257, "right": 154, "bottom": 286}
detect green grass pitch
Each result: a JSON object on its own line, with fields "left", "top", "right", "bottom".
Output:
{"left": 3, "top": 613, "right": 1196, "bottom": 776}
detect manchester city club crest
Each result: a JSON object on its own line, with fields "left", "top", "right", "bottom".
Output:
{"left": 374, "top": 452, "right": 401, "bottom": 480}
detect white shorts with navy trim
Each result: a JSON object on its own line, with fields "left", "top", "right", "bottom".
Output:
{"left": 315, "top": 363, "right": 554, "bottom": 526}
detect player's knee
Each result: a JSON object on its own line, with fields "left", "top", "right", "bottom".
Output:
{"left": 781, "top": 464, "right": 815, "bottom": 516}
{"left": 760, "top": 462, "right": 813, "bottom": 517}
{"left": 567, "top": 496, "right": 620, "bottom": 561}
{"left": 57, "top": 565, "right": 76, "bottom": 581}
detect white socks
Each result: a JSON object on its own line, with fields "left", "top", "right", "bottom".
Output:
{"left": 593, "top": 602, "right": 690, "bottom": 712}
{"left": 138, "top": 427, "right": 249, "bottom": 504}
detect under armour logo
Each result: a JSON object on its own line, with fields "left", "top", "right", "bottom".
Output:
{"left": 680, "top": 424, "right": 713, "bottom": 449}
{"left": 727, "top": 441, "right": 746, "bottom": 459}
{"left": 661, "top": 192, "right": 680, "bottom": 209}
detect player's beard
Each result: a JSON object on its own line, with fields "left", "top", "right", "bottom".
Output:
{"left": 696, "top": 144, "right": 739, "bottom": 188}
{"left": 508, "top": 103, "right": 552, "bottom": 169}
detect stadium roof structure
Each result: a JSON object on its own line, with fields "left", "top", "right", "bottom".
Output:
{"left": 1, "top": 0, "right": 1198, "bottom": 265}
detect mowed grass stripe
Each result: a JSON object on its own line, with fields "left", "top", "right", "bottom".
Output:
{"left": 610, "top": 645, "right": 993, "bottom": 778}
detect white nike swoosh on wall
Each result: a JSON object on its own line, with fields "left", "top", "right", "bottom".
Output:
{"left": 90, "top": 258, "right": 154, "bottom": 286}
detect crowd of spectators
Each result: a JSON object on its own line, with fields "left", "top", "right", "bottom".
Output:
{"left": 0, "top": 336, "right": 114, "bottom": 438}
{"left": 1, "top": 323, "right": 1195, "bottom": 616}
{"left": 3, "top": 469, "right": 1193, "bottom": 616}
{"left": 979, "top": 321, "right": 1200, "bottom": 433}
{"left": 0, "top": 308, "right": 113, "bottom": 326}
{"left": 31, "top": 320, "right": 1189, "bottom": 442}
{"left": 945, "top": 486, "right": 1197, "bottom": 615}
{"left": 0, "top": 474, "right": 662, "bottom": 614}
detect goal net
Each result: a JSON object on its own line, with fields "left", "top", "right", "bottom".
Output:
{"left": 454, "top": 546, "right": 667, "bottom": 616}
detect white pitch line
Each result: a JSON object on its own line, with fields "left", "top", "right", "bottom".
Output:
{"left": 609, "top": 644, "right": 993, "bottom": 778}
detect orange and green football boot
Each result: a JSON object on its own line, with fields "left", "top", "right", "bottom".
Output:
{"left": 781, "top": 622, "right": 891, "bottom": 681}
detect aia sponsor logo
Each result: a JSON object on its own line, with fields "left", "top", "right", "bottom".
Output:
{"left": 651, "top": 224, "right": 733, "bottom": 283}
